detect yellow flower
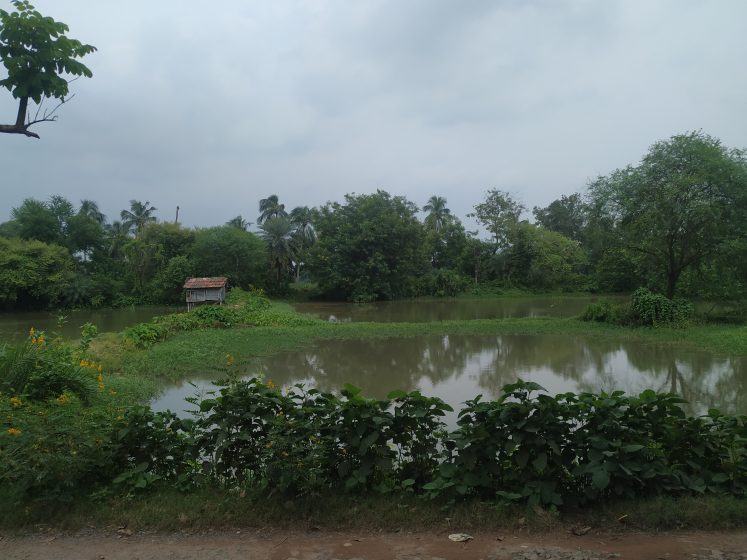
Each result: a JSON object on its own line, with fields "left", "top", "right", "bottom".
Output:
{"left": 98, "top": 365, "right": 103, "bottom": 373}
{"left": 9, "top": 396, "right": 22, "bottom": 408}
{"left": 56, "top": 394, "right": 70, "bottom": 404}
{"left": 108, "top": 389, "right": 117, "bottom": 396}
{"left": 79, "top": 360, "right": 85, "bottom": 367}
{"left": 266, "top": 379, "right": 276, "bottom": 389}
{"left": 7, "top": 427, "right": 21, "bottom": 436}
{"left": 29, "top": 327, "right": 35, "bottom": 336}
{"left": 226, "top": 353, "right": 235, "bottom": 366}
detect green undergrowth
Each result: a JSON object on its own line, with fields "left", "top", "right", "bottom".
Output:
{"left": 2, "top": 490, "right": 747, "bottom": 533}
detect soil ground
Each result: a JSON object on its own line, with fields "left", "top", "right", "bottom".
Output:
{"left": 3, "top": 529, "right": 747, "bottom": 560}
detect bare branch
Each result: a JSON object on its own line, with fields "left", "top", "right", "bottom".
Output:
{"left": 26, "top": 95, "right": 73, "bottom": 126}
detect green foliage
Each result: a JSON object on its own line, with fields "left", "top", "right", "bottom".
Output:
{"left": 587, "top": 131, "right": 747, "bottom": 298}
{"left": 424, "top": 381, "right": 747, "bottom": 506}
{"left": 192, "top": 379, "right": 450, "bottom": 494}
{"left": 124, "top": 291, "right": 318, "bottom": 348}
{"left": 580, "top": 300, "right": 629, "bottom": 324}
{"left": 582, "top": 289, "right": 693, "bottom": 327}
{"left": 0, "top": 237, "right": 74, "bottom": 308}
{"left": 533, "top": 193, "right": 588, "bottom": 242}
{"left": 629, "top": 288, "right": 693, "bottom": 327}
{"left": 470, "top": 189, "right": 525, "bottom": 249}
{"left": 192, "top": 226, "right": 267, "bottom": 290}
{"left": 504, "top": 223, "right": 589, "bottom": 291}
{"left": 0, "top": 1, "right": 95, "bottom": 103}
{"left": 0, "top": 328, "right": 102, "bottom": 403}
{"left": 309, "top": 190, "right": 427, "bottom": 301}
{"left": 420, "top": 268, "right": 469, "bottom": 297}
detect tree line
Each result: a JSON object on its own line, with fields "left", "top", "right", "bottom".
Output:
{"left": 1, "top": 131, "right": 746, "bottom": 309}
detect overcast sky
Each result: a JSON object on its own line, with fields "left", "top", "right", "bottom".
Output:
{"left": 1, "top": 0, "right": 746, "bottom": 232}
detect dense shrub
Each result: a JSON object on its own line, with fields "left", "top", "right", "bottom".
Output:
{"left": 420, "top": 269, "right": 470, "bottom": 297}
{"left": 581, "top": 289, "right": 693, "bottom": 327}
{"left": 5, "top": 375, "right": 747, "bottom": 508}
{"left": 580, "top": 300, "right": 629, "bottom": 324}
{"left": 630, "top": 287, "right": 694, "bottom": 326}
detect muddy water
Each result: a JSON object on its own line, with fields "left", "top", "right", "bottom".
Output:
{"left": 292, "top": 296, "right": 621, "bottom": 323}
{"left": 152, "top": 333, "right": 747, "bottom": 421}
{"left": 0, "top": 306, "right": 179, "bottom": 342}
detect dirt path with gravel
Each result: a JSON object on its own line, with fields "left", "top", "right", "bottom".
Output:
{"left": 3, "top": 529, "right": 747, "bottom": 560}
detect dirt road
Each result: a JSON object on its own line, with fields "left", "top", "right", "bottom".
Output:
{"left": 3, "top": 529, "right": 747, "bottom": 560}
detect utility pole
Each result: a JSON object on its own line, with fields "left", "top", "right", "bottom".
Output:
{"left": 175, "top": 205, "right": 180, "bottom": 225}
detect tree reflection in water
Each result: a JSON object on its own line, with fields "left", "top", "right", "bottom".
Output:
{"left": 152, "top": 334, "right": 747, "bottom": 419}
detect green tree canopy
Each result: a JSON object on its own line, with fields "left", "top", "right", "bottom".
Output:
{"left": 120, "top": 200, "right": 157, "bottom": 238}
{"left": 257, "top": 194, "right": 287, "bottom": 224}
{"left": 533, "top": 193, "right": 588, "bottom": 242}
{"left": 0, "top": 236, "right": 74, "bottom": 308}
{"left": 423, "top": 195, "right": 451, "bottom": 232}
{"left": 588, "top": 131, "right": 747, "bottom": 298}
{"left": 259, "top": 216, "right": 296, "bottom": 286}
{"left": 470, "top": 189, "right": 525, "bottom": 249}
{"left": 0, "top": 1, "right": 95, "bottom": 138}
{"left": 308, "top": 191, "right": 427, "bottom": 301}
{"left": 192, "top": 226, "right": 267, "bottom": 289}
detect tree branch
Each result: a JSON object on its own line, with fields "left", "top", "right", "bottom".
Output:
{"left": 0, "top": 94, "right": 74, "bottom": 139}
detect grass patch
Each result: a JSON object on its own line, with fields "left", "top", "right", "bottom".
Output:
{"left": 3, "top": 488, "right": 747, "bottom": 533}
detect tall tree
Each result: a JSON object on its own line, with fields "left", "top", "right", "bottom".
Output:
{"left": 259, "top": 216, "right": 297, "bottom": 285}
{"left": 192, "top": 226, "right": 266, "bottom": 289}
{"left": 423, "top": 196, "right": 451, "bottom": 232}
{"left": 533, "top": 193, "right": 587, "bottom": 242}
{"left": 226, "top": 215, "right": 251, "bottom": 231}
{"left": 0, "top": 1, "right": 95, "bottom": 139}
{"left": 79, "top": 199, "right": 106, "bottom": 225}
{"left": 470, "top": 189, "right": 525, "bottom": 249}
{"left": 587, "top": 131, "right": 747, "bottom": 298}
{"left": 289, "top": 206, "right": 316, "bottom": 281}
{"left": 308, "top": 191, "right": 427, "bottom": 301}
{"left": 120, "top": 200, "right": 157, "bottom": 238}
{"left": 257, "top": 194, "right": 287, "bottom": 224}
{"left": 10, "top": 198, "right": 60, "bottom": 244}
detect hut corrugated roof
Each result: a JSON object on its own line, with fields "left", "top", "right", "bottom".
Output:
{"left": 183, "top": 277, "right": 228, "bottom": 289}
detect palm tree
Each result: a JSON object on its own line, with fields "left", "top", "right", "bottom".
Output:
{"left": 226, "top": 215, "right": 251, "bottom": 231}
{"left": 258, "top": 194, "right": 287, "bottom": 225}
{"left": 289, "top": 206, "right": 316, "bottom": 281}
{"left": 120, "top": 200, "right": 157, "bottom": 238}
{"left": 423, "top": 196, "right": 451, "bottom": 232}
{"left": 259, "top": 216, "right": 296, "bottom": 284}
{"left": 290, "top": 206, "right": 316, "bottom": 244}
{"left": 79, "top": 199, "right": 106, "bottom": 225}
{"left": 105, "top": 220, "right": 130, "bottom": 258}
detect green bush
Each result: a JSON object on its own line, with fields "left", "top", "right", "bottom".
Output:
{"left": 580, "top": 300, "right": 630, "bottom": 324}
{"left": 630, "top": 288, "right": 693, "bottom": 327}
{"left": 0, "top": 329, "right": 99, "bottom": 403}
{"left": 420, "top": 269, "right": 470, "bottom": 297}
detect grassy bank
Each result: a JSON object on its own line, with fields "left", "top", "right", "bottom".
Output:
{"left": 3, "top": 489, "right": 747, "bottom": 533}
{"left": 93, "top": 316, "right": 747, "bottom": 388}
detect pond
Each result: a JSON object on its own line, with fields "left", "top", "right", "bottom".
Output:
{"left": 0, "top": 306, "right": 179, "bottom": 343}
{"left": 152, "top": 333, "right": 747, "bottom": 423}
{"left": 292, "top": 296, "right": 621, "bottom": 323}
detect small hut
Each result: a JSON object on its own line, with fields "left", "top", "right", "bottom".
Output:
{"left": 183, "top": 277, "right": 228, "bottom": 311}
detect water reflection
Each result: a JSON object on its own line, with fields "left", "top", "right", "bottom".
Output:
{"left": 152, "top": 334, "right": 747, "bottom": 419}
{"left": 293, "top": 297, "right": 623, "bottom": 323}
